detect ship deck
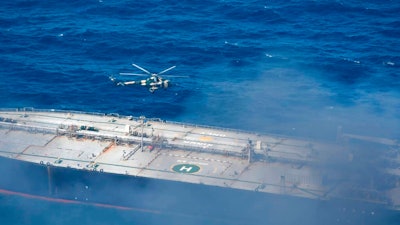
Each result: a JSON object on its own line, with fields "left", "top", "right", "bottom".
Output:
{"left": 0, "top": 108, "right": 399, "bottom": 207}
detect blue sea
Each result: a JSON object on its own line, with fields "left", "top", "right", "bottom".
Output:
{"left": 0, "top": 0, "right": 399, "bottom": 224}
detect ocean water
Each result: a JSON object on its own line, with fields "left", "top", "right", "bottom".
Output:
{"left": 0, "top": 0, "right": 399, "bottom": 224}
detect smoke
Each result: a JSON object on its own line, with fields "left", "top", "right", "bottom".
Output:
{"left": 176, "top": 63, "right": 400, "bottom": 225}
{"left": 180, "top": 65, "right": 399, "bottom": 140}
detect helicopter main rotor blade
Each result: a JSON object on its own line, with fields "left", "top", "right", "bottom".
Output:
{"left": 158, "top": 66, "right": 176, "bottom": 75}
{"left": 161, "top": 75, "right": 188, "bottom": 78}
{"left": 132, "top": 64, "right": 151, "bottom": 75}
{"left": 119, "top": 73, "right": 149, "bottom": 76}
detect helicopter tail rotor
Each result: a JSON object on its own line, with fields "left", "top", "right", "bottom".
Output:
{"left": 163, "top": 80, "right": 170, "bottom": 88}
{"left": 109, "top": 76, "right": 127, "bottom": 86}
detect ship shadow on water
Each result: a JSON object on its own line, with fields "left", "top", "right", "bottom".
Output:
{"left": 1, "top": 191, "right": 400, "bottom": 225}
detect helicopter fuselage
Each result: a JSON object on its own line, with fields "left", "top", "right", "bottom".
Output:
{"left": 110, "top": 64, "right": 177, "bottom": 93}
{"left": 111, "top": 76, "right": 170, "bottom": 93}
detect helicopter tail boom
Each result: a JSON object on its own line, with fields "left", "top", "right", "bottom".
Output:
{"left": 110, "top": 64, "right": 184, "bottom": 92}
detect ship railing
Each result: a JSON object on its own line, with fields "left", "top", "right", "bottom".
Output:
{"left": 164, "top": 120, "right": 258, "bottom": 135}
{"left": 0, "top": 121, "right": 57, "bottom": 134}
{"left": 0, "top": 107, "right": 164, "bottom": 124}
{"left": 0, "top": 107, "right": 107, "bottom": 117}
{"left": 0, "top": 107, "right": 338, "bottom": 142}
{"left": 57, "top": 129, "right": 151, "bottom": 144}
{"left": 166, "top": 143, "right": 247, "bottom": 158}
{"left": 0, "top": 107, "right": 259, "bottom": 135}
{"left": 1, "top": 107, "right": 376, "bottom": 144}
{"left": 162, "top": 120, "right": 324, "bottom": 143}
{"left": 21, "top": 107, "right": 107, "bottom": 117}
{"left": 0, "top": 108, "right": 21, "bottom": 112}
{"left": 58, "top": 128, "right": 248, "bottom": 159}
{"left": 0, "top": 117, "right": 243, "bottom": 159}
{"left": 0, "top": 121, "right": 337, "bottom": 164}
{"left": 67, "top": 130, "right": 248, "bottom": 158}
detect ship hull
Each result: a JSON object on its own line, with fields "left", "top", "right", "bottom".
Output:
{"left": 0, "top": 155, "right": 396, "bottom": 225}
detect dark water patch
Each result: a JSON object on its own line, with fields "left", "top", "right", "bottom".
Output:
{"left": 0, "top": 17, "right": 16, "bottom": 27}
{"left": 85, "top": 3, "right": 158, "bottom": 19}
{"left": 377, "top": 27, "right": 400, "bottom": 39}
{"left": 312, "top": 58, "right": 371, "bottom": 86}
{"left": 220, "top": 4, "right": 285, "bottom": 24}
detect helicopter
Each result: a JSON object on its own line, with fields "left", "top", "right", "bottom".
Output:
{"left": 109, "top": 64, "right": 186, "bottom": 93}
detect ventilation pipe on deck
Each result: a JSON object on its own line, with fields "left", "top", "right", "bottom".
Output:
{"left": 247, "top": 139, "right": 254, "bottom": 164}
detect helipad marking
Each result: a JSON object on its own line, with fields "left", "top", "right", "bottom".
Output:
{"left": 172, "top": 164, "right": 200, "bottom": 174}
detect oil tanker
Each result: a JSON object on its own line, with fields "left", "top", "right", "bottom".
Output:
{"left": 0, "top": 107, "right": 399, "bottom": 224}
